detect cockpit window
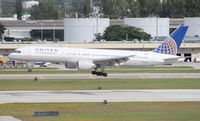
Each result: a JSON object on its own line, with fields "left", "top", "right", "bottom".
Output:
{"left": 13, "top": 50, "right": 21, "bottom": 53}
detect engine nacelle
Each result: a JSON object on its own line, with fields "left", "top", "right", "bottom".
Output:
{"left": 77, "top": 60, "right": 96, "bottom": 70}
{"left": 65, "top": 62, "right": 77, "bottom": 69}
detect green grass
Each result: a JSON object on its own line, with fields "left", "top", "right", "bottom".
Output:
{"left": 0, "top": 78, "right": 200, "bottom": 90}
{"left": 0, "top": 66, "right": 200, "bottom": 74}
{"left": 0, "top": 102, "right": 200, "bottom": 121}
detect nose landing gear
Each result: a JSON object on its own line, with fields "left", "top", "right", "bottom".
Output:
{"left": 26, "top": 62, "right": 34, "bottom": 72}
{"left": 28, "top": 68, "right": 32, "bottom": 72}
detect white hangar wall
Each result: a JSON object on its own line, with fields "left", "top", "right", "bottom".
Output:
{"left": 184, "top": 17, "right": 200, "bottom": 37}
{"left": 64, "top": 18, "right": 110, "bottom": 42}
{"left": 124, "top": 18, "right": 169, "bottom": 38}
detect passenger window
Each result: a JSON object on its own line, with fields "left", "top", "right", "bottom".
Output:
{"left": 13, "top": 50, "right": 21, "bottom": 53}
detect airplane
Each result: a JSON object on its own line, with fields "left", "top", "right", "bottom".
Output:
{"left": 8, "top": 26, "right": 188, "bottom": 77}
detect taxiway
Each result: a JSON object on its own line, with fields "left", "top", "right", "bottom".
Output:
{"left": 0, "top": 73, "right": 199, "bottom": 80}
{"left": 0, "top": 89, "right": 200, "bottom": 104}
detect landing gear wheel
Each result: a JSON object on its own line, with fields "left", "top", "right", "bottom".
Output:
{"left": 92, "top": 71, "right": 96, "bottom": 75}
{"left": 91, "top": 71, "right": 108, "bottom": 77}
{"left": 96, "top": 72, "right": 101, "bottom": 76}
{"left": 103, "top": 73, "right": 107, "bottom": 77}
{"left": 28, "top": 69, "right": 32, "bottom": 72}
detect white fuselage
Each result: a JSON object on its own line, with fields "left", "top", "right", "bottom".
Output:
{"left": 8, "top": 46, "right": 178, "bottom": 67}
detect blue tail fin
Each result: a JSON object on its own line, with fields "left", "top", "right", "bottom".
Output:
{"left": 153, "top": 26, "right": 188, "bottom": 55}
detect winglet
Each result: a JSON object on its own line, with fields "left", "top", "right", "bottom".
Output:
{"left": 153, "top": 26, "right": 188, "bottom": 55}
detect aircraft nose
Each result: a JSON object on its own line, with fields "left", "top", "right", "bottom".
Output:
{"left": 8, "top": 53, "right": 14, "bottom": 59}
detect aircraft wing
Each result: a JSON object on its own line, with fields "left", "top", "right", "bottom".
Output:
{"left": 93, "top": 55, "right": 135, "bottom": 67}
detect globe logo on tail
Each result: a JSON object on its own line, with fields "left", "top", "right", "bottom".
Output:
{"left": 153, "top": 36, "right": 177, "bottom": 55}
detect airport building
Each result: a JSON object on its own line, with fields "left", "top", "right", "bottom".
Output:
{"left": 0, "top": 17, "right": 199, "bottom": 42}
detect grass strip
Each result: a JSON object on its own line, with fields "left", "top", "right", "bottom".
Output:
{"left": 0, "top": 78, "right": 200, "bottom": 90}
{"left": 0, "top": 102, "right": 200, "bottom": 121}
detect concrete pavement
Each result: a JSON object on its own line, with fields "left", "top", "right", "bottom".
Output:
{"left": 0, "top": 73, "right": 200, "bottom": 80}
{"left": 0, "top": 89, "right": 200, "bottom": 104}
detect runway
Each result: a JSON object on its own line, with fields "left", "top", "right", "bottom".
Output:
{"left": 0, "top": 89, "right": 200, "bottom": 104}
{"left": 0, "top": 73, "right": 200, "bottom": 80}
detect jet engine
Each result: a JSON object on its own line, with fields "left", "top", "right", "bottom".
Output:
{"left": 65, "top": 62, "right": 77, "bottom": 69}
{"left": 77, "top": 60, "right": 96, "bottom": 70}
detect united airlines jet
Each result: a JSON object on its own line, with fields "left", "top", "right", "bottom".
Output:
{"left": 8, "top": 26, "right": 188, "bottom": 77}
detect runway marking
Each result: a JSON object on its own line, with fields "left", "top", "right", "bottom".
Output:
{"left": 183, "top": 75, "right": 188, "bottom": 78}
{"left": 38, "top": 76, "right": 45, "bottom": 79}
{"left": 89, "top": 76, "right": 96, "bottom": 79}
{"left": 139, "top": 75, "right": 146, "bottom": 79}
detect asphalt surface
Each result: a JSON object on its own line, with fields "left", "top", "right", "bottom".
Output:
{"left": 0, "top": 89, "right": 200, "bottom": 104}
{"left": 0, "top": 73, "right": 200, "bottom": 80}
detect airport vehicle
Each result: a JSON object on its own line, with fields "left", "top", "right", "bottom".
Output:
{"left": 8, "top": 26, "right": 188, "bottom": 77}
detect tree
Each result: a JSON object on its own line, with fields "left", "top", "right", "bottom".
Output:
{"left": 1, "top": 0, "right": 15, "bottom": 17}
{"left": 16, "top": 0, "right": 22, "bottom": 20}
{"left": 101, "top": 0, "right": 112, "bottom": 18}
{"left": 138, "top": 0, "right": 162, "bottom": 17}
{"left": 185, "top": 0, "right": 200, "bottom": 17}
{"left": 0, "top": 23, "right": 6, "bottom": 42}
{"left": 71, "top": 0, "right": 92, "bottom": 18}
{"left": 148, "top": 0, "right": 162, "bottom": 17}
{"left": 103, "top": 25, "right": 150, "bottom": 41}
{"left": 82, "top": 0, "right": 92, "bottom": 17}
{"left": 30, "top": 0, "right": 60, "bottom": 20}
{"left": 161, "top": 0, "right": 171, "bottom": 17}
{"left": 174, "top": 0, "right": 186, "bottom": 18}
{"left": 161, "top": 0, "right": 186, "bottom": 18}
{"left": 114, "top": 0, "right": 129, "bottom": 18}
{"left": 126, "top": 0, "right": 140, "bottom": 17}
{"left": 101, "top": 0, "right": 128, "bottom": 19}
{"left": 95, "top": 33, "right": 102, "bottom": 41}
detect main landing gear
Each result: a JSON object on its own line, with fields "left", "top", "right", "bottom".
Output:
{"left": 91, "top": 71, "right": 108, "bottom": 77}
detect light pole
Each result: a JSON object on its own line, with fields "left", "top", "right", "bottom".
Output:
{"left": 0, "top": 0, "right": 1, "bottom": 17}
{"left": 53, "top": 24, "right": 56, "bottom": 42}
{"left": 64, "top": 3, "right": 66, "bottom": 17}
{"left": 96, "top": 11, "right": 99, "bottom": 35}
{"left": 40, "top": 23, "right": 44, "bottom": 41}
{"left": 93, "top": 25, "right": 95, "bottom": 41}
{"left": 156, "top": 17, "right": 158, "bottom": 40}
